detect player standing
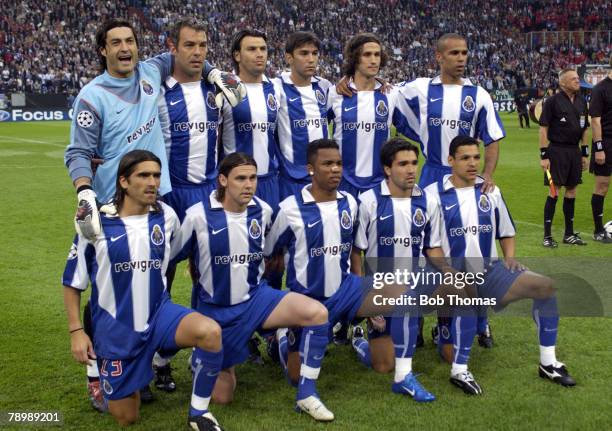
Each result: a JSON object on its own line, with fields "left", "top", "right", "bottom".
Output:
{"left": 170, "top": 153, "right": 334, "bottom": 422}
{"left": 589, "top": 58, "right": 612, "bottom": 243}
{"left": 62, "top": 150, "right": 224, "bottom": 430}
{"left": 425, "top": 136, "right": 576, "bottom": 394}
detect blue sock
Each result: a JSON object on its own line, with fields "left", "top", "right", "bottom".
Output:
{"left": 297, "top": 323, "right": 329, "bottom": 401}
{"left": 451, "top": 313, "right": 477, "bottom": 365}
{"left": 533, "top": 296, "right": 559, "bottom": 347}
{"left": 438, "top": 316, "right": 453, "bottom": 345}
{"left": 352, "top": 337, "right": 372, "bottom": 368}
{"left": 390, "top": 315, "right": 418, "bottom": 359}
{"left": 189, "top": 347, "right": 223, "bottom": 417}
{"left": 279, "top": 331, "right": 289, "bottom": 373}
{"left": 476, "top": 305, "right": 489, "bottom": 334}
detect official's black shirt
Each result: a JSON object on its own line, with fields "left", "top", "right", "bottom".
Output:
{"left": 539, "top": 91, "right": 589, "bottom": 146}
{"left": 514, "top": 93, "right": 528, "bottom": 112}
{"left": 589, "top": 76, "right": 612, "bottom": 143}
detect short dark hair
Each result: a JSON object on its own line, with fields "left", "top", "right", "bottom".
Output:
{"left": 342, "top": 33, "right": 387, "bottom": 77}
{"left": 216, "top": 152, "right": 258, "bottom": 202}
{"left": 114, "top": 150, "right": 161, "bottom": 211}
{"left": 380, "top": 138, "right": 419, "bottom": 173}
{"left": 285, "top": 31, "right": 321, "bottom": 54}
{"left": 168, "top": 18, "right": 207, "bottom": 47}
{"left": 436, "top": 33, "right": 467, "bottom": 53}
{"left": 449, "top": 135, "right": 479, "bottom": 157}
{"left": 230, "top": 29, "right": 267, "bottom": 74}
{"left": 96, "top": 19, "right": 138, "bottom": 72}
{"left": 307, "top": 139, "right": 340, "bottom": 165}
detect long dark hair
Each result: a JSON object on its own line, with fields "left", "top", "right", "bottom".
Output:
{"left": 113, "top": 150, "right": 162, "bottom": 211}
{"left": 216, "top": 152, "right": 257, "bottom": 202}
{"left": 342, "top": 33, "right": 387, "bottom": 77}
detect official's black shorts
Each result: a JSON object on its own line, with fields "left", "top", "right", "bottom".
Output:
{"left": 589, "top": 140, "right": 612, "bottom": 177}
{"left": 544, "top": 145, "right": 582, "bottom": 188}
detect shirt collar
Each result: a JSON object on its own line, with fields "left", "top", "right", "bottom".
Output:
{"left": 301, "top": 185, "right": 345, "bottom": 204}
{"left": 347, "top": 77, "right": 383, "bottom": 91}
{"left": 380, "top": 180, "right": 423, "bottom": 197}
{"left": 431, "top": 75, "right": 475, "bottom": 86}
{"left": 442, "top": 174, "right": 484, "bottom": 191}
{"left": 281, "top": 71, "right": 320, "bottom": 85}
{"left": 209, "top": 190, "right": 257, "bottom": 210}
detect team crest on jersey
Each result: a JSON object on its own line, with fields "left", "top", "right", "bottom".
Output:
{"left": 150, "top": 224, "right": 165, "bottom": 246}
{"left": 315, "top": 89, "right": 326, "bottom": 105}
{"left": 102, "top": 379, "right": 113, "bottom": 395}
{"left": 206, "top": 91, "right": 217, "bottom": 110}
{"left": 413, "top": 207, "right": 425, "bottom": 227}
{"left": 141, "top": 79, "right": 154, "bottom": 96}
{"left": 249, "top": 219, "right": 262, "bottom": 239}
{"left": 267, "top": 93, "right": 278, "bottom": 111}
{"left": 478, "top": 194, "right": 491, "bottom": 212}
{"left": 341, "top": 209, "right": 352, "bottom": 230}
{"left": 462, "top": 95, "right": 475, "bottom": 112}
{"left": 76, "top": 110, "right": 94, "bottom": 128}
{"left": 376, "top": 100, "right": 388, "bottom": 116}
{"left": 67, "top": 243, "right": 78, "bottom": 260}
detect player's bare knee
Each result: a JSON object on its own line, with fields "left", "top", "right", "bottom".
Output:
{"left": 536, "top": 276, "right": 555, "bottom": 299}
{"left": 211, "top": 389, "right": 234, "bottom": 405}
{"left": 196, "top": 320, "right": 222, "bottom": 352}
{"left": 309, "top": 303, "right": 328, "bottom": 325}
{"left": 113, "top": 409, "right": 139, "bottom": 426}
{"left": 372, "top": 360, "right": 394, "bottom": 374}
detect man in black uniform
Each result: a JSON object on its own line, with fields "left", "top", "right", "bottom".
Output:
{"left": 590, "top": 57, "right": 612, "bottom": 243}
{"left": 539, "top": 68, "right": 589, "bottom": 247}
{"left": 514, "top": 90, "right": 530, "bottom": 128}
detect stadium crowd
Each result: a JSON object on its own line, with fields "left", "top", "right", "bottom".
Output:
{"left": 0, "top": 0, "right": 610, "bottom": 97}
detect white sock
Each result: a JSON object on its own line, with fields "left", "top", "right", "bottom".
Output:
{"left": 394, "top": 358, "right": 413, "bottom": 383}
{"left": 539, "top": 345, "right": 557, "bottom": 366}
{"left": 451, "top": 362, "right": 468, "bottom": 376}
{"left": 153, "top": 352, "right": 170, "bottom": 367}
{"left": 86, "top": 362, "right": 99, "bottom": 378}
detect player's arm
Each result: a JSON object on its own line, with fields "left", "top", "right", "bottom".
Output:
{"left": 476, "top": 88, "right": 505, "bottom": 193}
{"left": 580, "top": 126, "right": 590, "bottom": 171}
{"left": 538, "top": 98, "right": 553, "bottom": 171}
{"left": 493, "top": 188, "right": 524, "bottom": 271}
{"left": 590, "top": 85, "right": 606, "bottom": 165}
{"left": 351, "top": 199, "right": 372, "bottom": 276}
{"left": 350, "top": 247, "right": 363, "bottom": 276}
{"left": 392, "top": 84, "right": 421, "bottom": 143}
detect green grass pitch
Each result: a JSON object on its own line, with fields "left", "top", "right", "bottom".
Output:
{"left": 0, "top": 113, "right": 611, "bottom": 430}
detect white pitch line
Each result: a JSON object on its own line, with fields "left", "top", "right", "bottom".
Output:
{"left": 0, "top": 135, "right": 66, "bottom": 148}
{"left": 514, "top": 219, "right": 541, "bottom": 228}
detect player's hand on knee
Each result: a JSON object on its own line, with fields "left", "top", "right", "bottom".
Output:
{"left": 503, "top": 257, "right": 526, "bottom": 273}
{"left": 539, "top": 159, "right": 550, "bottom": 171}
{"left": 71, "top": 330, "right": 96, "bottom": 365}
{"left": 74, "top": 186, "right": 101, "bottom": 241}
{"left": 208, "top": 69, "right": 246, "bottom": 108}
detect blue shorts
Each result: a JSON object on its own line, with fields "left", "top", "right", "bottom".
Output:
{"left": 279, "top": 172, "right": 310, "bottom": 201}
{"left": 478, "top": 260, "right": 524, "bottom": 311}
{"left": 418, "top": 163, "right": 451, "bottom": 188}
{"left": 289, "top": 274, "right": 370, "bottom": 351}
{"left": 196, "top": 282, "right": 288, "bottom": 369}
{"left": 162, "top": 181, "right": 216, "bottom": 221}
{"left": 255, "top": 174, "right": 280, "bottom": 211}
{"left": 98, "top": 300, "right": 193, "bottom": 401}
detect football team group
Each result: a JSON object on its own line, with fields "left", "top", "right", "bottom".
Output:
{"left": 60, "top": 16, "right": 612, "bottom": 430}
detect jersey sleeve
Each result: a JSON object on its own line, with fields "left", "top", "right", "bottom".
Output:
{"left": 62, "top": 234, "right": 92, "bottom": 290}
{"left": 65, "top": 95, "right": 102, "bottom": 182}
{"left": 491, "top": 187, "right": 516, "bottom": 238}
{"left": 539, "top": 97, "right": 553, "bottom": 127}
{"left": 392, "top": 83, "right": 421, "bottom": 142}
{"left": 423, "top": 195, "right": 443, "bottom": 249}
{"left": 169, "top": 210, "right": 197, "bottom": 265}
{"left": 475, "top": 87, "right": 506, "bottom": 145}
{"left": 157, "top": 87, "right": 172, "bottom": 158}
{"left": 354, "top": 199, "right": 371, "bottom": 251}
{"left": 264, "top": 205, "right": 293, "bottom": 257}
{"left": 589, "top": 85, "right": 604, "bottom": 118}
{"left": 144, "top": 53, "right": 173, "bottom": 82}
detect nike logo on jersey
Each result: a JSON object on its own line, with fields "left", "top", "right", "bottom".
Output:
{"left": 110, "top": 234, "right": 127, "bottom": 243}
{"left": 313, "top": 354, "right": 325, "bottom": 360}
{"left": 344, "top": 106, "right": 357, "bottom": 112}
{"left": 289, "top": 96, "right": 300, "bottom": 102}
{"left": 429, "top": 97, "right": 443, "bottom": 102}
{"left": 212, "top": 227, "right": 228, "bottom": 235}
{"left": 307, "top": 220, "right": 321, "bottom": 228}
{"left": 445, "top": 204, "right": 457, "bottom": 211}
{"left": 169, "top": 99, "right": 182, "bottom": 106}
{"left": 379, "top": 214, "right": 393, "bottom": 221}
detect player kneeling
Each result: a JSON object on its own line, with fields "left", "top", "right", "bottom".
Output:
{"left": 63, "top": 150, "right": 224, "bottom": 430}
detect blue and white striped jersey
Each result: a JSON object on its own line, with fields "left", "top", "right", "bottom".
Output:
{"left": 423, "top": 175, "right": 515, "bottom": 260}
{"left": 328, "top": 81, "right": 402, "bottom": 190}
{"left": 158, "top": 76, "right": 220, "bottom": 186}
{"left": 272, "top": 72, "right": 333, "bottom": 181}
{"left": 354, "top": 181, "right": 442, "bottom": 258}
{"left": 65, "top": 54, "right": 174, "bottom": 203}
{"left": 395, "top": 77, "right": 505, "bottom": 167}
{"left": 264, "top": 186, "right": 358, "bottom": 299}
{"left": 61, "top": 202, "right": 180, "bottom": 358}
{"left": 171, "top": 191, "right": 273, "bottom": 306}
{"left": 221, "top": 77, "right": 279, "bottom": 176}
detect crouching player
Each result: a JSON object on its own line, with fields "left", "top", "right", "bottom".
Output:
{"left": 170, "top": 153, "right": 333, "bottom": 422}
{"left": 264, "top": 139, "right": 417, "bottom": 404}
{"left": 424, "top": 136, "right": 576, "bottom": 394}
{"left": 62, "top": 150, "right": 224, "bottom": 430}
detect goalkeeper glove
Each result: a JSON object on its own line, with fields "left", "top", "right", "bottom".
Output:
{"left": 207, "top": 68, "right": 247, "bottom": 108}
{"left": 74, "top": 185, "right": 101, "bottom": 241}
